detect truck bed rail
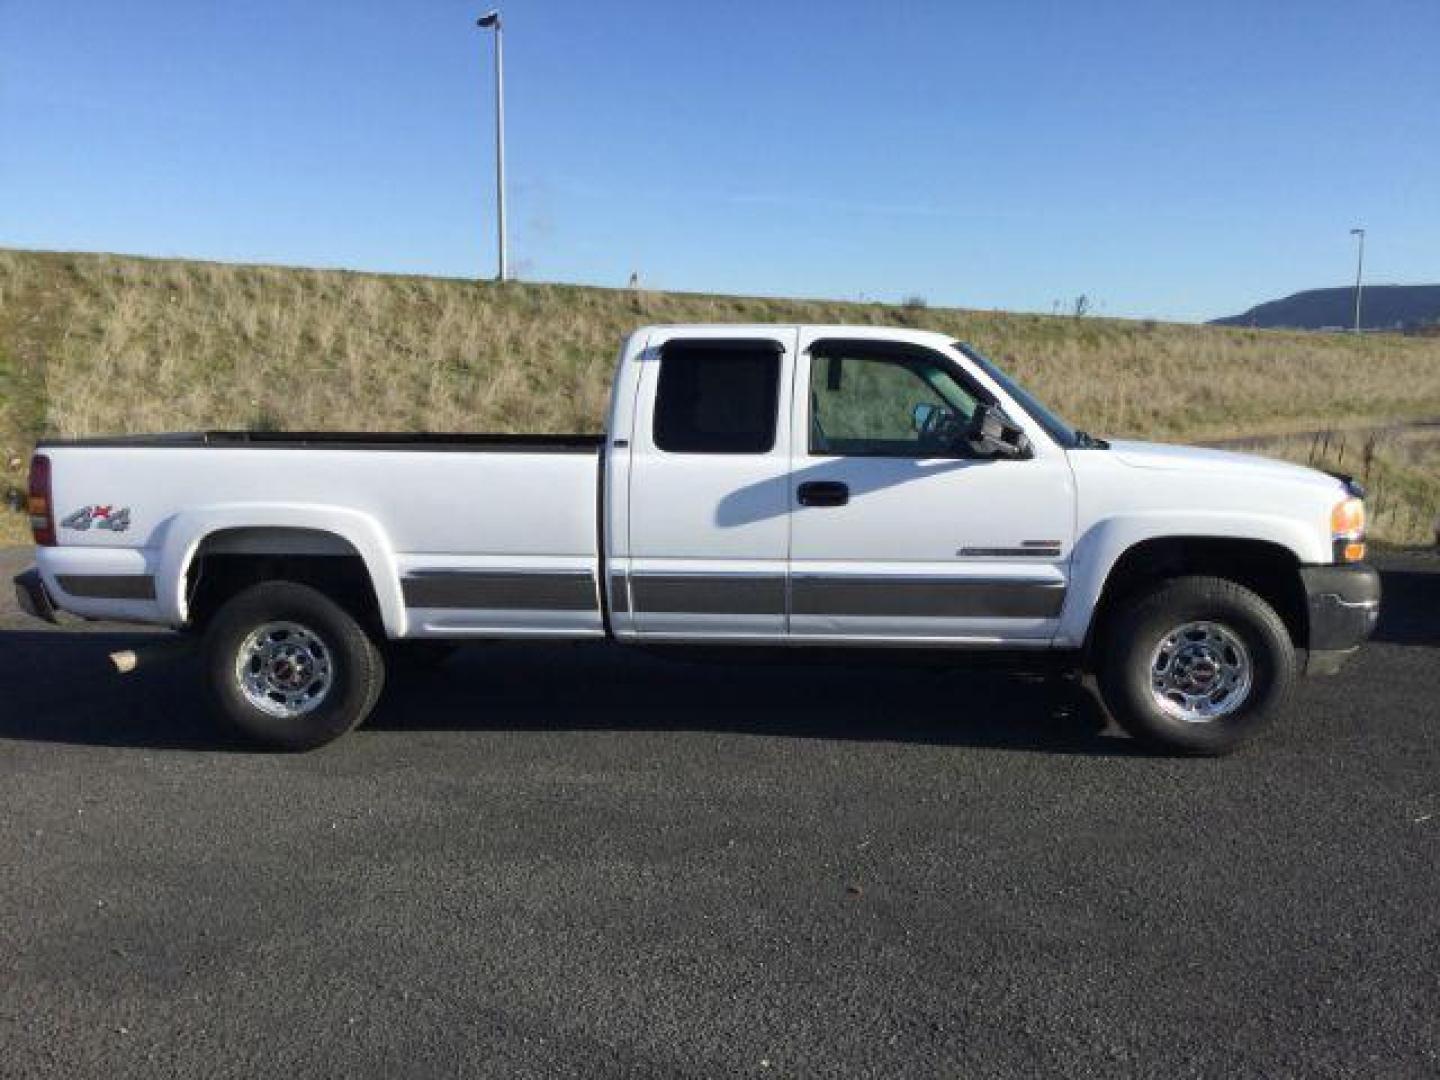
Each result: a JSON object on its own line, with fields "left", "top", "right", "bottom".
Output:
{"left": 37, "top": 431, "right": 606, "bottom": 453}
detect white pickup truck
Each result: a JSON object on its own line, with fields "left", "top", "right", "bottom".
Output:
{"left": 16, "top": 325, "right": 1379, "bottom": 754}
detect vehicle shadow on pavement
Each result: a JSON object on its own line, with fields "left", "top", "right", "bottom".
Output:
{"left": 2, "top": 559, "right": 1433, "bottom": 755}
{"left": 369, "top": 646, "right": 1136, "bottom": 756}
{"left": 0, "top": 630, "right": 1136, "bottom": 756}
{"left": 0, "top": 631, "right": 237, "bottom": 752}
{"left": 1370, "top": 566, "right": 1440, "bottom": 647}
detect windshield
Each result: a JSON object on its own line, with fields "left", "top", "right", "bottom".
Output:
{"left": 953, "top": 342, "right": 1082, "bottom": 449}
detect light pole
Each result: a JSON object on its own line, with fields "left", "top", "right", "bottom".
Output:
{"left": 1349, "top": 227, "right": 1365, "bottom": 334}
{"left": 477, "top": 10, "right": 507, "bottom": 282}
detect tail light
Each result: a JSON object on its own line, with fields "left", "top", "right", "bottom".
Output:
{"left": 28, "top": 454, "right": 55, "bottom": 546}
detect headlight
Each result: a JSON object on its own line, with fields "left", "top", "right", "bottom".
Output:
{"left": 1330, "top": 497, "right": 1366, "bottom": 563}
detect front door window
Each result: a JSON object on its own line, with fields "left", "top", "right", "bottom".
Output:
{"left": 809, "top": 348, "right": 979, "bottom": 457}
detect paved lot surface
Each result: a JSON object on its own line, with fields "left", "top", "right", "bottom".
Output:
{"left": 1, "top": 547, "right": 1437, "bottom": 1078}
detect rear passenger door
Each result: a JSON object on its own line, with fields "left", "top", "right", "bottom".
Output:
{"left": 621, "top": 330, "right": 797, "bottom": 640}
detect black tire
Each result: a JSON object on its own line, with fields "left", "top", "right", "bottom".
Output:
{"left": 202, "top": 581, "right": 385, "bottom": 751}
{"left": 1097, "top": 575, "right": 1297, "bottom": 756}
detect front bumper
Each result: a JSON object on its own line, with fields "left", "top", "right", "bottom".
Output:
{"left": 13, "top": 568, "right": 59, "bottom": 625}
{"left": 1300, "top": 562, "right": 1381, "bottom": 675}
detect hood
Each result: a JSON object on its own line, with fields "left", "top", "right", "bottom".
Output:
{"left": 1105, "top": 440, "right": 1342, "bottom": 491}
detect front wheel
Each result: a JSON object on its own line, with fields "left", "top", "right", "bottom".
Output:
{"left": 1097, "top": 576, "right": 1297, "bottom": 756}
{"left": 202, "top": 581, "right": 386, "bottom": 751}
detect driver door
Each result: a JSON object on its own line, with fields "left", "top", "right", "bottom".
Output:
{"left": 787, "top": 334, "right": 1076, "bottom": 644}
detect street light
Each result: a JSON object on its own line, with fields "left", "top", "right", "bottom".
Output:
{"left": 477, "top": 10, "right": 507, "bottom": 282}
{"left": 1349, "top": 227, "right": 1365, "bottom": 334}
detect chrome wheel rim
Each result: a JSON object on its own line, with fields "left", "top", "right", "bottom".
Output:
{"left": 235, "top": 621, "right": 334, "bottom": 719}
{"left": 1148, "top": 620, "right": 1252, "bottom": 723}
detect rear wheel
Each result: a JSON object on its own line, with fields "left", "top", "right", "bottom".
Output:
{"left": 203, "top": 581, "right": 385, "bottom": 750}
{"left": 1097, "top": 575, "right": 1296, "bottom": 755}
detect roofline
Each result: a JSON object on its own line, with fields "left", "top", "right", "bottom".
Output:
{"left": 632, "top": 323, "right": 956, "bottom": 345}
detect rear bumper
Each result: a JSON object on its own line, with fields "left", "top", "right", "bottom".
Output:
{"left": 1300, "top": 562, "right": 1381, "bottom": 675}
{"left": 13, "top": 568, "right": 59, "bottom": 624}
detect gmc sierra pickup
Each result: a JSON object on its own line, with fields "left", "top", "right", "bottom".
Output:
{"left": 15, "top": 325, "right": 1379, "bottom": 753}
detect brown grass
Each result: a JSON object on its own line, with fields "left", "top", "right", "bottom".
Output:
{"left": 2, "top": 247, "right": 1439, "bottom": 545}
{"left": 1231, "top": 427, "right": 1440, "bottom": 547}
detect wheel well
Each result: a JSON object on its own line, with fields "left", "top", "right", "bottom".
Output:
{"left": 1088, "top": 536, "right": 1308, "bottom": 657}
{"left": 185, "top": 527, "right": 382, "bottom": 633}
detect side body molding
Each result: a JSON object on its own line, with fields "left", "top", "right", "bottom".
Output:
{"left": 159, "top": 504, "right": 406, "bottom": 636}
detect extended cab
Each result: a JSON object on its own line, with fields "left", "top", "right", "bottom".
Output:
{"left": 15, "top": 325, "right": 1380, "bottom": 753}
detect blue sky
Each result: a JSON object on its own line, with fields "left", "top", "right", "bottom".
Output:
{"left": 2, "top": 0, "right": 1436, "bottom": 321}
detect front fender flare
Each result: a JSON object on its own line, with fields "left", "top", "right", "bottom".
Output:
{"left": 1058, "top": 512, "right": 1321, "bottom": 647}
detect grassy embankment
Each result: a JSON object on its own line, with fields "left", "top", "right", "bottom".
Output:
{"left": 2, "top": 247, "right": 1438, "bottom": 546}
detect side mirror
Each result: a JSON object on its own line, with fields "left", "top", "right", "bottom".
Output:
{"left": 966, "top": 404, "right": 1031, "bottom": 459}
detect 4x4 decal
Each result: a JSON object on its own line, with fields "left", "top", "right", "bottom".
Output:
{"left": 61, "top": 505, "right": 132, "bottom": 533}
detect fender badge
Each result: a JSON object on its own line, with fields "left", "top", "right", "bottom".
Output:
{"left": 61, "top": 505, "right": 132, "bottom": 533}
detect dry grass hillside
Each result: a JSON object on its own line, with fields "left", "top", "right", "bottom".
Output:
{"left": 3, "top": 247, "right": 1439, "bottom": 544}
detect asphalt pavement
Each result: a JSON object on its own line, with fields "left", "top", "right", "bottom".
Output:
{"left": 1, "top": 547, "right": 1436, "bottom": 1078}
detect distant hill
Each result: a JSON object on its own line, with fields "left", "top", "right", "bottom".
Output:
{"left": 1212, "top": 285, "right": 1440, "bottom": 332}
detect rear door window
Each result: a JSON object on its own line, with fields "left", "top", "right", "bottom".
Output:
{"left": 653, "top": 341, "right": 782, "bottom": 454}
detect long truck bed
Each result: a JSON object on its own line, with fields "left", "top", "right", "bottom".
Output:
{"left": 31, "top": 433, "right": 610, "bottom": 638}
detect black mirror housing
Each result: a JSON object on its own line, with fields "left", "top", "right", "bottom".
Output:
{"left": 966, "top": 404, "right": 1032, "bottom": 459}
